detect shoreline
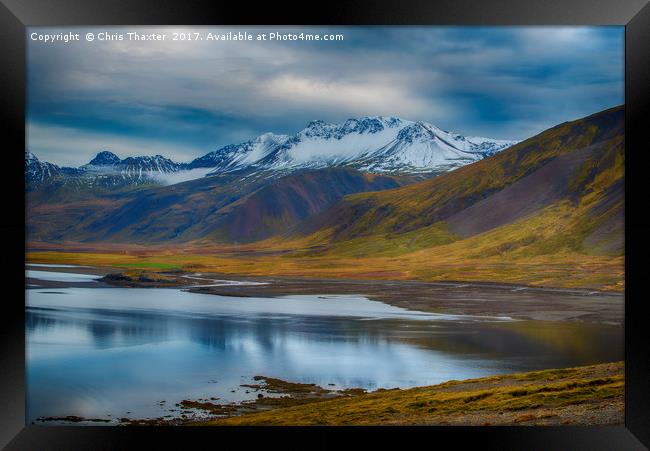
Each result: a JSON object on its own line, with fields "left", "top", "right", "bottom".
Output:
{"left": 184, "top": 274, "right": 623, "bottom": 325}
{"left": 34, "top": 361, "right": 624, "bottom": 427}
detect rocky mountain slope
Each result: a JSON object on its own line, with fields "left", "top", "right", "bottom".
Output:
{"left": 289, "top": 106, "right": 624, "bottom": 261}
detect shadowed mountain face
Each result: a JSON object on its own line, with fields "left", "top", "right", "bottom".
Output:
{"left": 208, "top": 169, "right": 410, "bottom": 243}
{"left": 26, "top": 167, "right": 414, "bottom": 244}
{"left": 293, "top": 106, "right": 623, "bottom": 257}
{"left": 445, "top": 140, "right": 619, "bottom": 237}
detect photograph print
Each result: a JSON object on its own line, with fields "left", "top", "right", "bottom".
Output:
{"left": 25, "top": 26, "right": 624, "bottom": 426}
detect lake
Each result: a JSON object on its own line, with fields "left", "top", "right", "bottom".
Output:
{"left": 25, "top": 266, "right": 623, "bottom": 424}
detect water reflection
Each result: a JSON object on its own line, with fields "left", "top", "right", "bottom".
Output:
{"left": 26, "top": 287, "right": 623, "bottom": 422}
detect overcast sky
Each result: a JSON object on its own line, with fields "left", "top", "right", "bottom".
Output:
{"left": 27, "top": 26, "right": 624, "bottom": 166}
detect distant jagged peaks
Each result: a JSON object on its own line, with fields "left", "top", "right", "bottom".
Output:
{"left": 27, "top": 149, "right": 184, "bottom": 188}
{"left": 82, "top": 152, "right": 182, "bottom": 178}
{"left": 25, "top": 115, "right": 518, "bottom": 187}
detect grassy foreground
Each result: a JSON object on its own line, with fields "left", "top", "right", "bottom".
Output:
{"left": 196, "top": 362, "right": 624, "bottom": 426}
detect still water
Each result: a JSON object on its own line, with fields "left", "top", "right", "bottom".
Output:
{"left": 26, "top": 269, "right": 623, "bottom": 423}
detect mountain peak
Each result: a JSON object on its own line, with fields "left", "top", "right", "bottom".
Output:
{"left": 396, "top": 122, "right": 436, "bottom": 144}
{"left": 351, "top": 117, "right": 385, "bottom": 134}
{"left": 88, "top": 151, "right": 121, "bottom": 166}
{"left": 298, "top": 116, "right": 400, "bottom": 141}
{"left": 122, "top": 154, "right": 173, "bottom": 163}
{"left": 307, "top": 120, "right": 327, "bottom": 128}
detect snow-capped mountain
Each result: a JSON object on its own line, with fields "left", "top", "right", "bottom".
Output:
{"left": 190, "top": 116, "right": 516, "bottom": 176}
{"left": 83, "top": 151, "right": 182, "bottom": 175}
{"left": 348, "top": 120, "right": 517, "bottom": 173}
{"left": 78, "top": 151, "right": 183, "bottom": 184}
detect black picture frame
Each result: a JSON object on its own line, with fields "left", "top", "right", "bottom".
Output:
{"left": 1, "top": 0, "right": 649, "bottom": 449}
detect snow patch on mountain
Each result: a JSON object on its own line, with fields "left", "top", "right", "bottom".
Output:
{"left": 187, "top": 133, "right": 290, "bottom": 172}
{"left": 151, "top": 167, "right": 215, "bottom": 185}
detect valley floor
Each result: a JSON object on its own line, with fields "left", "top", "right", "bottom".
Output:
{"left": 27, "top": 240, "right": 624, "bottom": 294}
{"left": 25, "top": 261, "right": 624, "bottom": 325}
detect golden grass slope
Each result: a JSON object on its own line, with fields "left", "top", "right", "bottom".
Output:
{"left": 198, "top": 362, "right": 624, "bottom": 426}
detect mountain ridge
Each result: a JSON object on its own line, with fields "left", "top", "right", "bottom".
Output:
{"left": 26, "top": 115, "right": 517, "bottom": 189}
